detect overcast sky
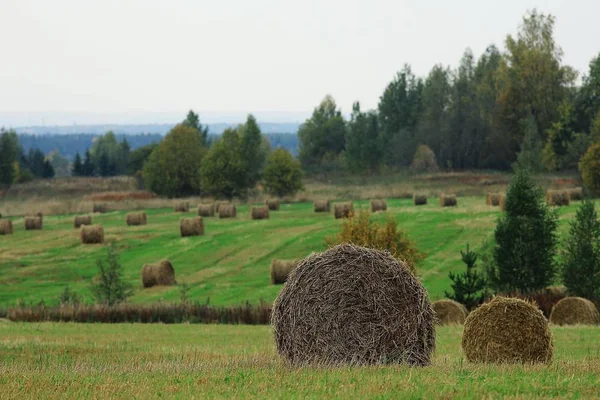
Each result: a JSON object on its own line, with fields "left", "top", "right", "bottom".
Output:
{"left": 1, "top": 0, "right": 599, "bottom": 126}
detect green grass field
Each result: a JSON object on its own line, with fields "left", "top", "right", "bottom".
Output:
{"left": 0, "top": 197, "right": 586, "bottom": 306}
{"left": 1, "top": 322, "right": 599, "bottom": 398}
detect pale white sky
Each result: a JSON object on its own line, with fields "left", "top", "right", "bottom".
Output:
{"left": 1, "top": 0, "right": 599, "bottom": 126}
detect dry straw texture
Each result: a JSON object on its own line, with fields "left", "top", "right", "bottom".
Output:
{"left": 370, "top": 199, "right": 387, "bottom": 212}
{"left": 432, "top": 299, "right": 468, "bottom": 325}
{"left": 180, "top": 217, "right": 204, "bottom": 237}
{"left": 198, "top": 204, "right": 215, "bottom": 217}
{"left": 0, "top": 220, "right": 13, "bottom": 235}
{"left": 24, "top": 216, "right": 42, "bottom": 230}
{"left": 93, "top": 204, "right": 108, "bottom": 213}
{"left": 333, "top": 202, "right": 354, "bottom": 219}
{"left": 549, "top": 297, "right": 600, "bottom": 326}
{"left": 219, "top": 205, "right": 237, "bottom": 219}
{"left": 462, "top": 297, "right": 553, "bottom": 364}
{"left": 486, "top": 193, "right": 502, "bottom": 206}
{"left": 215, "top": 201, "right": 229, "bottom": 213}
{"left": 313, "top": 200, "right": 330, "bottom": 212}
{"left": 413, "top": 194, "right": 427, "bottom": 206}
{"left": 272, "top": 244, "right": 436, "bottom": 366}
{"left": 567, "top": 187, "right": 584, "bottom": 201}
{"left": 270, "top": 259, "right": 298, "bottom": 284}
{"left": 546, "top": 190, "right": 570, "bottom": 206}
{"left": 174, "top": 202, "right": 190, "bottom": 212}
{"left": 251, "top": 206, "right": 270, "bottom": 220}
{"left": 73, "top": 215, "right": 92, "bottom": 228}
{"left": 80, "top": 225, "right": 104, "bottom": 244}
{"left": 265, "top": 199, "right": 280, "bottom": 211}
{"left": 141, "top": 260, "right": 176, "bottom": 288}
{"left": 126, "top": 212, "right": 147, "bottom": 226}
{"left": 439, "top": 194, "right": 457, "bottom": 207}
{"left": 499, "top": 194, "right": 507, "bottom": 211}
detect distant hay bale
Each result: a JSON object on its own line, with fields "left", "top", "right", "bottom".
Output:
{"left": 272, "top": 244, "right": 436, "bottom": 366}
{"left": 24, "top": 216, "right": 43, "bottom": 230}
{"left": 251, "top": 206, "right": 270, "bottom": 220}
{"left": 126, "top": 212, "right": 147, "bottom": 226}
{"left": 333, "top": 202, "right": 353, "bottom": 219}
{"left": 141, "top": 260, "right": 176, "bottom": 288}
{"left": 0, "top": 220, "right": 13, "bottom": 235}
{"left": 499, "top": 194, "right": 506, "bottom": 211}
{"left": 432, "top": 299, "right": 468, "bottom": 325}
{"left": 93, "top": 204, "right": 108, "bottom": 213}
{"left": 461, "top": 297, "right": 553, "bottom": 364}
{"left": 73, "top": 215, "right": 92, "bottom": 229}
{"left": 370, "top": 199, "right": 387, "bottom": 212}
{"left": 439, "top": 194, "right": 457, "bottom": 207}
{"left": 486, "top": 192, "right": 502, "bottom": 206}
{"left": 80, "top": 225, "right": 104, "bottom": 244}
{"left": 413, "top": 194, "right": 427, "bottom": 206}
{"left": 180, "top": 217, "right": 204, "bottom": 237}
{"left": 219, "top": 205, "right": 237, "bottom": 219}
{"left": 215, "top": 201, "right": 229, "bottom": 213}
{"left": 567, "top": 187, "right": 584, "bottom": 201}
{"left": 265, "top": 199, "right": 280, "bottom": 211}
{"left": 549, "top": 297, "right": 600, "bottom": 326}
{"left": 546, "top": 190, "right": 570, "bottom": 206}
{"left": 174, "top": 202, "right": 189, "bottom": 212}
{"left": 198, "top": 204, "right": 215, "bottom": 217}
{"left": 270, "top": 259, "right": 299, "bottom": 284}
{"left": 314, "top": 200, "right": 330, "bottom": 212}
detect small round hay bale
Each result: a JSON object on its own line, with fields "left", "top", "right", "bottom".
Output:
{"left": 439, "top": 194, "right": 457, "bottom": 207}
{"left": 486, "top": 193, "right": 502, "bottom": 206}
{"left": 549, "top": 297, "right": 600, "bottom": 326}
{"left": 461, "top": 297, "right": 553, "bottom": 364}
{"left": 314, "top": 200, "right": 330, "bottom": 213}
{"left": 198, "top": 204, "right": 215, "bottom": 217}
{"left": 174, "top": 202, "right": 190, "bottom": 212}
{"left": 219, "top": 204, "right": 237, "bottom": 219}
{"left": 270, "top": 259, "right": 298, "bottom": 284}
{"left": 333, "top": 202, "right": 353, "bottom": 219}
{"left": 265, "top": 199, "right": 280, "bottom": 211}
{"left": 251, "top": 206, "right": 270, "bottom": 220}
{"left": 370, "top": 199, "right": 387, "bottom": 212}
{"left": 180, "top": 217, "right": 204, "bottom": 237}
{"left": 546, "top": 190, "right": 569, "bottom": 206}
{"left": 141, "top": 260, "right": 176, "bottom": 288}
{"left": 73, "top": 215, "right": 92, "bottom": 229}
{"left": 126, "top": 212, "right": 147, "bottom": 226}
{"left": 24, "top": 216, "right": 43, "bottom": 230}
{"left": 272, "top": 244, "right": 436, "bottom": 366}
{"left": 93, "top": 204, "right": 108, "bottom": 213}
{"left": 499, "top": 194, "right": 506, "bottom": 211}
{"left": 432, "top": 299, "right": 468, "bottom": 325}
{"left": 80, "top": 224, "right": 104, "bottom": 244}
{"left": 413, "top": 194, "right": 427, "bottom": 206}
{"left": 0, "top": 220, "right": 13, "bottom": 235}
{"left": 567, "top": 187, "right": 584, "bottom": 201}
{"left": 215, "top": 201, "right": 229, "bottom": 213}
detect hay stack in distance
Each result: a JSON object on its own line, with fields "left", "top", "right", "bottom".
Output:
{"left": 549, "top": 297, "right": 600, "bottom": 326}
{"left": 567, "top": 187, "right": 584, "bottom": 201}
{"left": 251, "top": 206, "right": 270, "bottom": 220}
{"left": 413, "top": 194, "right": 427, "bottom": 206}
{"left": 272, "top": 244, "right": 436, "bottom": 366}
{"left": 370, "top": 199, "right": 387, "bottom": 212}
{"left": 80, "top": 225, "right": 104, "bottom": 244}
{"left": 93, "top": 204, "right": 108, "bottom": 213}
{"left": 0, "top": 220, "right": 13, "bottom": 235}
{"left": 265, "top": 199, "right": 280, "bottom": 211}
{"left": 198, "top": 204, "right": 215, "bottom": 217}
{"left": 486, "top": 193, "right": 502, "bottom": 206}
{"left": 180, "top": 217, "right": 204, "bottom": 237}
{"left": 174, "top": 202, "right": 189, "bottom": 212}
{"left": 439, "top": 194, "right": 457, "bottom": 207}
{"left": 219, "top": 204, "right": 237, "bottom": 219}
{"left": 126, "top": 212, "right": 147, "bottom": 226}
{"left": 432, "top": 299, "right": 468, "bottom": 325}
{"left": 24, "top": 216, "right": 43, "bottom": 230}
{"left": 314, "top": 200, "right": 330, "bottom": 213}
{"left": 462, "top": 297, "right": 553, "bottom": 364}
{"left": 73, "top": 215, "right": 92, "bottom": 229}
{"left": 215, "top": 201, "right": 229, "bottom": 213}
{"left": 333, "top": 202, "right": 354, "bottom": 219}
{"left": 270, "top": 259, "right": 298, "bottom": 284}
{"left": 141, "top": 260, "right": 176, "bottom": 288}
{"left": 499, "top": 194, "right": 507, "bottom": 211}
{"left": 546, "top": 190, "right": 569, "bottom": 206}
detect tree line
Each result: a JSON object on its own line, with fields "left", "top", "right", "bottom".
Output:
{"left": 0, "top": 129, "right": 55, "bottom": 184}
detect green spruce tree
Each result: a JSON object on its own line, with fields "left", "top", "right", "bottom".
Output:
{"left": 446, "top": 244, "right": 488, "bottom": 310}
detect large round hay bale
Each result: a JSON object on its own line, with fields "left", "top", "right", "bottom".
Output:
{"left": 546, "top": 190, "right": 569, "bottom": 206}
{"left": 198, "top": 204, "right": 215, "bottom": 217}
{"left": 126, "top": 212, "right": 147, "bottom": 226}
{"left": 333, "top": 202, "right": 353, "bottom": 219}
{"left": 80, "top": 225, "right": 104, "bottom": 244}
{"left": 141, "top": 260, "right": 176, "bottom": 288}
{"left": 314, "top": 200, "right": 330, "bottom": 213}
{"left": 439, "top": 194, "right": 457, "bottom": 207}
{"left": 265, "top": 199, "right": 280, "bottom": 211}
{"left": 549, "top": 297, "right": 600, "bottom": 326}
{"left": 432, "top": 299, "right": 468, "bottom": 325}
{"left": 461, "top": 297, "right": 553, "bottom": 364}
{"left": 486, "top": 193, "right": 502, "bottom": 206}
{"left": 0, "top": 220, "right": 13, "bottom": 235}
{"left": 270, "top": 259, "right": 298, "bottom": 284}
{"left": 219, "top": 204, "right": 237, "bottom": 219}
{"left": 180, "top": 217, "right": 204, "bottom": 237}
{"left": 413, "top": 194, "right": 427, "bottom": 206}
{"left": 272, "top": 244, "right": 436, "bottom": 366}
{"left": 370, "top": 199, "right": 387, "bottom": 212}
{"left": 251, "top": 206, "right": 270, "bottom": 220}
{"left": 174, "top": 202, "right": 189, "bottom": 212}
{"left": 93, "top": 204, "right": 108, "bottom": 213}
{"left": 24, "top": 216, "right": 43, "bottom": 230}
{"left": 567, "top": 187, "right": 584, "bottom": 201}
{"left": 73, "top": 215, "right": 92, "bottom": 229}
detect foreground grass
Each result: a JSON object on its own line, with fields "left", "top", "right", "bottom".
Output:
{"left": 0, "top": 322, "right": 599, "bottom": 398}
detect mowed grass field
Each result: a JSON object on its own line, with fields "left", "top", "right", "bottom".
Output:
{"left": 0, "top": 197, "right": 588, "bottom": 306}
{"left": 1, "top": 322, "right": 599, "bottom": 398}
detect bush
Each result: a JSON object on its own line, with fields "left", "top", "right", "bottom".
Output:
{"left": 58, "top": 285, "right": 80, "bottom": 306}
{"left": 263, "top": 148, "right": 304, "bottom": 198}
{"left": 90, "top": 242, "right": 133, "bottom": 306}
{"left": 410, "top": 145, "right": 439, "bottom": 173}
{"left": 579, "top": 142, "right": 600, "bottom": 195}
{"left": 445, "top": 245, "right": 488, "bottom": 311}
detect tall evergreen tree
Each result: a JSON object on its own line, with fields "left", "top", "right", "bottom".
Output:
{"left": 515, "top": 112, "right": 543, "bottom": 172}
{"left": 72, "top": 152, "right": 84, "bottom": 176}
{"left": 0, "top": 129, "right": 19, "bottom": 185}
{"left": 239, "top": 114, "right": 267, "bottom": 190}
{"left": 446, "top": 244, "right": 488, "bottom": 311}
{"left": 82, "top": 150, "right": 95, "bottom": 176}
{"left": 345, "top": 102, "right": 382, "bottom": 173}
{"left": 182, "top": 110, "right": 209, "bottom": 146}
{"left": 42, "top": 160, "right": 55, "bottom": 179}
